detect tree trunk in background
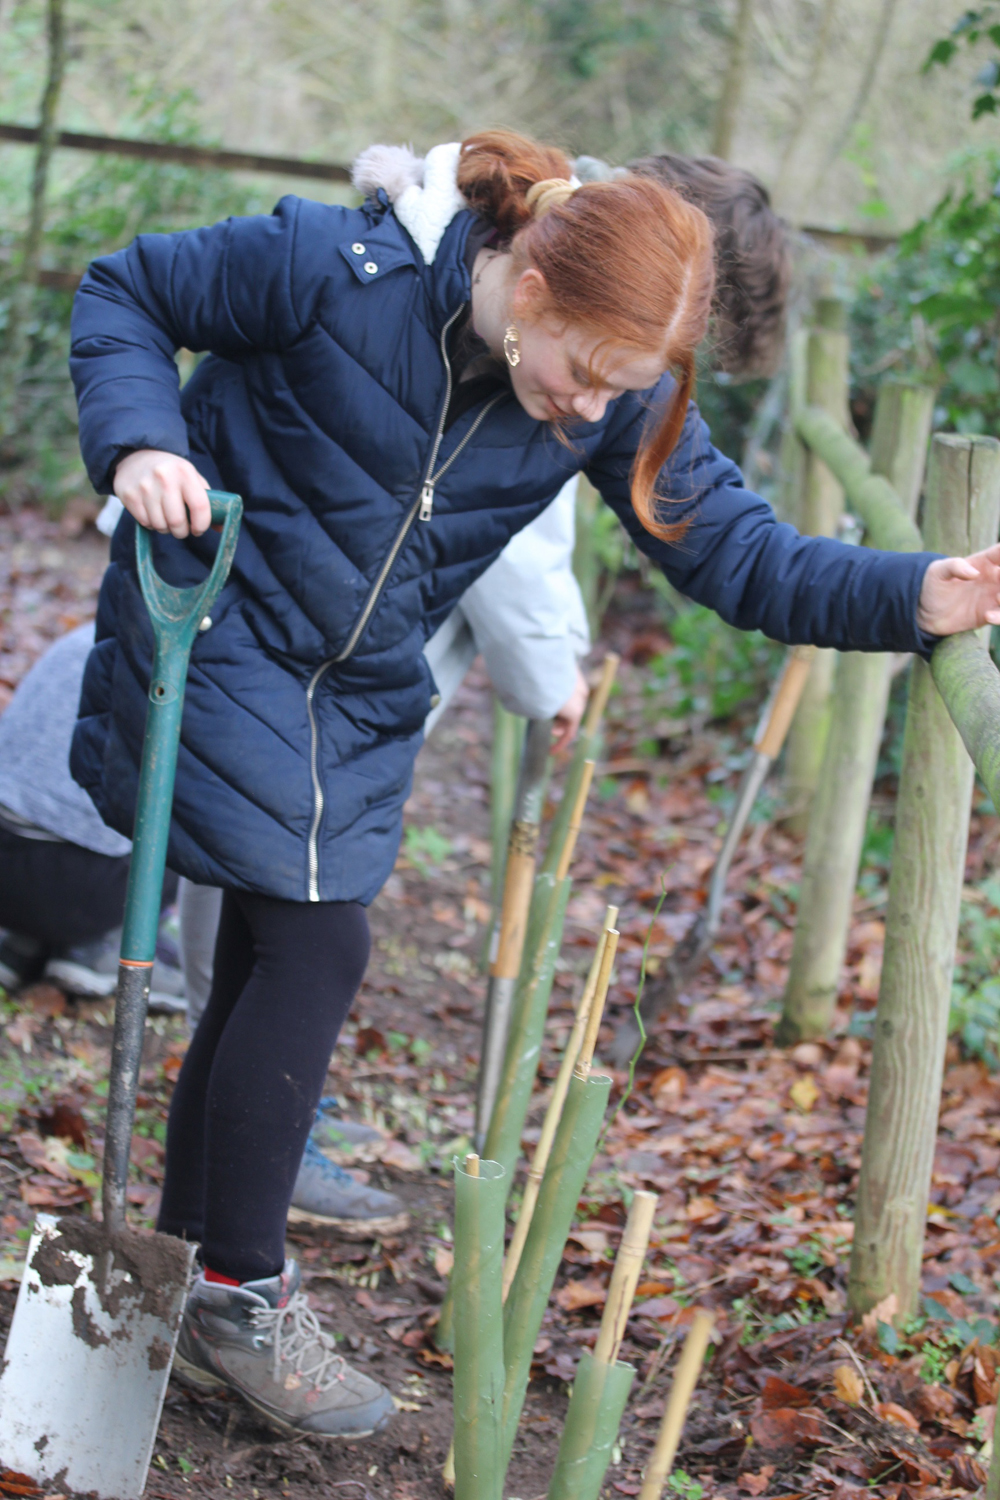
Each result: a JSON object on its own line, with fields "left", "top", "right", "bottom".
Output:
{"left": 848, "top": 434, "right": 1000, "bottom": 1322}
{"left": 784, "top": 297, "right": 849, "bottom": 833}
{"left": 816, "top": 0, "right": 900, "bottom": 177}
{"left": 0, "top": 0, "right": 66, "bottom": 439}
{"left": 773, "top": 0, "right": 838, "bottom": 212}
{"left": 712, "top": 0, "right": 755, "bottom": 160}
{"left": 778, "top": 381, "right": 935, "bottom": 1045}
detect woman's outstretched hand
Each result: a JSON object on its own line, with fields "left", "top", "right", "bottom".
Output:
{"left": 551, "top": 666, "right": 590, "bottom": 752}
{"left": 917, "top": 545, "right": 1000, "bottom": 637}
{"left": 114, "top": 449, "right": 212, "bottom": 538}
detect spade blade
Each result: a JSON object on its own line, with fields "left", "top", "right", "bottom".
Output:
{"left": 0, "top": 1214, "right": 195, "bottom": 1500}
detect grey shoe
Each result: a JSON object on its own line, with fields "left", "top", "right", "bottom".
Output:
{"left": 311, "top": 1096, "right": 382, "bottom": 1151}
{"left": 287, "top": 1139, "right": 409, "bottom": 1238}
{"left": 173, "top": 1259, "right": 395, "bottom": 1438}
{"left": 45, "top": 928, "right": 187, "bottom": 1014}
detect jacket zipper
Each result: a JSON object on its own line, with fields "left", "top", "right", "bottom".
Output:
{"left": 306, "top": 307, "right": 505, "bottom": 899}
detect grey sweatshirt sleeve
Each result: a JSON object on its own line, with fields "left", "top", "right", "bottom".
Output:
{"left": 0, "top": 623, "right": 132, "bottom": 856}
{"left": 458, "top": 478, "right": 590, "bottom": 719}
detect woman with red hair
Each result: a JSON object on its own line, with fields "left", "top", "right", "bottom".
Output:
{"left": 69, "top": 128, "right": 1000, "bottom": 1441}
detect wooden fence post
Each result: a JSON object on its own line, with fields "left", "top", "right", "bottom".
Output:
{"left": 784, "top": 298, "right": 850, "bottom": 831}
{"left": 848, "top": 434, "right": 1000, "bottom": 1321}
{"left": 778, "top": 381, "right": 935, "bottom": 1043}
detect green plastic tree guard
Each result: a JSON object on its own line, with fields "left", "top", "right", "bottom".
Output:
{"left": 484, "top": 873, "right": 572, "bottom": 1185}
{"left": 501, "top": 1070, "right": 611, "bottom": 1472}
{"left": 547, "top": 1351, "right": 636, "bottom": 1500}
{"left": 452, "top": 1157, "right": 506, "bottom": 1500}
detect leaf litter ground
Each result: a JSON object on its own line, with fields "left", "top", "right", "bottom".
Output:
{"left": 1, "top": 515, "right": 1000, "bottom": 1500}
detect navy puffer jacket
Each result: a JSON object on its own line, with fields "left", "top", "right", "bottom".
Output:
{"left": 69, "top": 194, "right": 939, "bottom": 904}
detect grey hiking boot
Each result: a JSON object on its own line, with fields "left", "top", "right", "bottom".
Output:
{"left": 287, "top": 1139, "right": 409, "bottom": 1238}
{"left": 173, "top": 1259, "right": 395, "bottom": 1438}
{"left": 310, "top": 1096, "right": 383, "bottom": 1152}
{"left": 45, "top": 926, "right": 187, "bottom": 1014}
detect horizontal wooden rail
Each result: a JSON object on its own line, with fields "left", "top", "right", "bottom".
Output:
{"left": 0, "top": 121, "right": 352, "bottom": 183}
{"left": 0, "top": 119, "right": 903, "bottom": 251}
{"left": 793, "top": 402, "right": 923, "bottom": 553}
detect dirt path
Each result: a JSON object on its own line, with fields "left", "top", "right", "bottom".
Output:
{"left": 2, "top": 513, "right": 1000, "bottom": 1500}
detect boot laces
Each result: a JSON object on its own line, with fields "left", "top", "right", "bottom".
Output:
{"left": 250, "top": 1291, "right": 348, "bottom": 1391}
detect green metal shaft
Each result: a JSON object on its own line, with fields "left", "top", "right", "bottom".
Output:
{"left": 484, "top": 873, "right": 572, "bottom": 1185}
{"left": 453, "top": 1158, "right": 506, "bottom": 1500}
{"left": 121, "top": 491, "right": 243, "bottom": 961}
{"left": 547, "top": 1352, "right": 636, "bottom": 1500}
{"left": 120, "top": 634, "right": 190, "bottom": 961}
{"left": 501, "top": 1070, "right": 610, "bottom": 1472}
{"left": 103, "top": 490, "right": 242, "bottom": 1231}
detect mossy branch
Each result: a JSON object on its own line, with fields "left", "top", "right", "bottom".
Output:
{"left": 793, "top": 403, "right": 923, "bottom": 553}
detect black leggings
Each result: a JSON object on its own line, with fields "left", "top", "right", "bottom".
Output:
{"left": 157, "top": 890, "right": 370, "bottom": 1282}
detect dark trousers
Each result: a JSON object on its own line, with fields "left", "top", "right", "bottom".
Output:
{"left": 0, "top": 826, "right": 131, "bottom": 949}
{"left": 157, "top": 889, "right": 370, "bottom": 1282}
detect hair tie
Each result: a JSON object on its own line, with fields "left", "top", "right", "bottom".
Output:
{"left": 525, "top": 178, "right": 578, "bottom": 218}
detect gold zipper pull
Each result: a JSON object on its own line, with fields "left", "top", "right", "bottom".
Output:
{"left": 419, "top": 481, "right": 435, "bottom": 522}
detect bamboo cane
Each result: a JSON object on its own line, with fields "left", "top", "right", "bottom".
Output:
{"left": 593, "top": 1191, "right": 657, "bottom": 1366}
{"left": 540, "top": 654, "right": 619, "bottom": 879}
{"left": 547, "top": 1192, "right": 657, "bottom": 1500}
{"left": 502, "top": 905, "right": 618, "bottom": 1300}
{"left": 476, "top": 716, "right": 553, "bottom": 1151}
{"left": 575, "top": 929, "right": 620, "bottom": 1079}
{"left": 484, "top": 700, "right": 526, "bottom": 967}
{"left": 445, "top": 770, "right": 597, "bottom": 1353}
{"left": 637, "top": 1312, "right": 715, "bottom": 1500}
{"left": 451, "top": 1152, "right": 506, "bottom": 1500}
{"left": 484, "top": 767, "right": 598, "bottom": 1184}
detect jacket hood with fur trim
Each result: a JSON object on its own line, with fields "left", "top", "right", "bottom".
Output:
{"left": 352, "top": 142, "right": 464, "bottom": 263}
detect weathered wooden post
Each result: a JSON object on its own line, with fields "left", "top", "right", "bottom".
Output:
{"left": 848, "top": 434, "right": 1000, "bottom": 1321}
{"left": 784, "top": 297, "right": 849, "bottom": 831}
{"left": 776, "top": 329, "right": 808, "bottom": 528}
{"left": 778, "top": 381, "right": 935, "bottom": 1043}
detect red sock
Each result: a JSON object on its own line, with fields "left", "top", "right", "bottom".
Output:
{"left": 204, "top": 1267, "right": 241, "bottom": 1286}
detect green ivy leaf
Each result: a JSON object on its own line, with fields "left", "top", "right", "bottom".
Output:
{"left": 877, "top": 1320, "right": 899, "bottom": 1355}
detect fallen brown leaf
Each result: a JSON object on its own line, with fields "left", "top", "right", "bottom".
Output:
{"left": 555, "top": 1276, "right": 606, "bottom": 1312}
{"left": 37, "top": 1099, "right": 88, "bottom": 1149}
{"left": 20, "top": 1176, "right": 90, "bottom": 1208}
{"left": 749, "top": 1409, "right": 823, "bottom": 1452}
{"left": 861, "top": 1291, "right": 899, "bottom": 1339}
{"left": 761, "top": 1375, "right": 812, "bottom": 1410}
{"left": 739, "top": 1465, "right": 776, "bottom": 1495}
{"left": 833, "top": 1364, "right": 864, "bottom": 1406}
{"left": 877, "top": 1401, "right": 920, "bottom": 1432}
{"left": 16, "top": 1131, "right": 70, "bottom": 1179}
{"left": 22, "top": 983, "right": 66, "bottom": 1018}
{"left": 789, "top": 1074, "right": 819, "bottom": 1113}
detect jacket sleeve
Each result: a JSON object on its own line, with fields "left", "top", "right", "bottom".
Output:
{"left": 69, "top": 197, "right": 308, "bottom": 493}
{"left": 584, "top": 389, "right": 943, "bottom": 658}
{"left": 460, "top": 477, "right": 591, "bottom": 719}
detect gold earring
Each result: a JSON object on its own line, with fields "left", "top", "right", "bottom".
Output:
{"left": 503, "top": 324, "right": 521, "bottom": 368}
